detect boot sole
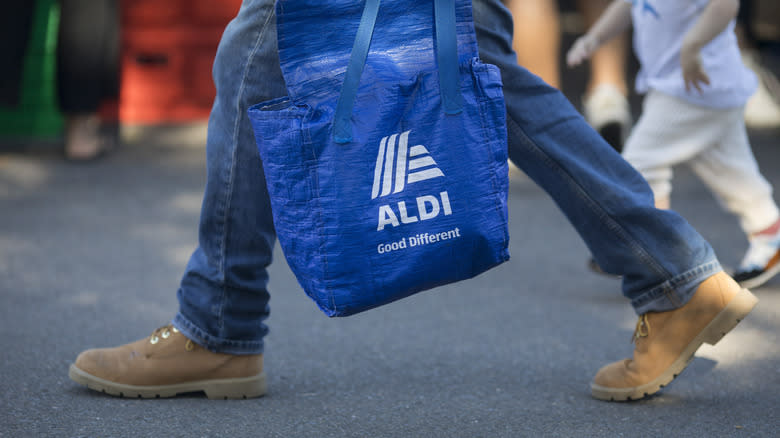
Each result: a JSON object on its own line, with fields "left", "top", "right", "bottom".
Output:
{"left": 591, "top": 288, "right": 758, "bottom": 401}
{"left": 69, "top": 364, "right": 266, "bottom": 400}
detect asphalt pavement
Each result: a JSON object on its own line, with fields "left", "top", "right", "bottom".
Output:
{"left": 1, "top": 116, "right": 779, "bottom": 437}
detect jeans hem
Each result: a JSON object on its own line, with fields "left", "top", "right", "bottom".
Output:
{"left": 173, "top": 313, "right": 265, "bottom": 355}
{"left": 630, "top": 260, "right": 722, "bottom": 314}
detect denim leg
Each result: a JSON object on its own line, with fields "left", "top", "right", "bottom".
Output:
{"left": 471, "top": 0, "right": 721, "bottom": 314}
{"left": 174, "top": 0, "right": 286, "bottom": 354}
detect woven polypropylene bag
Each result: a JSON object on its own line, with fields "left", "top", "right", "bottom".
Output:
{"left": 248, "top": 0, "right": 509, "bottom": 316}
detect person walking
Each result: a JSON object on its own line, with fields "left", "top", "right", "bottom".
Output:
{"left": 68, "top": 0, "right": 758, "bottom": 402}
{"left": 568, "top": 0, "right": 780, "bottom": 289}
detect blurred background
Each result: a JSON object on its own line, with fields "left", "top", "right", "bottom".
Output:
{"left": 0, "top": 0, "right": 777, "bottom": 155}
{"left": 0, "top": 0, "right": 242, "bottom": 156}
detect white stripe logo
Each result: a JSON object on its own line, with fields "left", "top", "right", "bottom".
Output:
{"left": 371, "top": 130, "right": 444, "bottom": 199}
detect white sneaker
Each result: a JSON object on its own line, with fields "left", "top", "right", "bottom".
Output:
{"left": 733, "top": 226, "right": 780, "bottom": 289}
{"left": 583, "top": 84, "right": 632, "bottom": 153}
{"left": 743, "top": 51, "right": 780, "bottom": 129}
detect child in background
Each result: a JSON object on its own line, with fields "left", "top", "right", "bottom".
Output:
{"left": 567, "top": 0, "right": 780, "bottom": 288}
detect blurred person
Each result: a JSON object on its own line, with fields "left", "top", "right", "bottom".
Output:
{"left": 57, "top": 0, "right": 120, "bottom": 161}
{"left": 568, "top": 0, "right": 780, "bottom": 289}
{"left": 0, "top": 1, "right": 119, "bottom": 160}
{"left": 504, "top": 0, "right": 632, "bottom": 151}
{"left": 69, "top": 0, "right": 758, "bottom": 403}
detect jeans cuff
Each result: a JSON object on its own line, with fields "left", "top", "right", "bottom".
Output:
{"left": 172, "top": 313, "right": 265, "bottom": 355}
{"left": 630, "top": 260, "right": 722, "bottom": 314}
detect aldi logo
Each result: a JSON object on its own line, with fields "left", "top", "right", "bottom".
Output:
{"left": 371, "top": 130, "right": 453, "bottom": 231}
{"left": 371, "top": 130, "right": 444, "bottom": 199}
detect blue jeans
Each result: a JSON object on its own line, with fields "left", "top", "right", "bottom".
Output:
{"left": 174, "top": 0, "right": 721, "bottom": 355}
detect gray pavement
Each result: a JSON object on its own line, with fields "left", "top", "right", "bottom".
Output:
{"left": 1, "top": 122, "right": 778, "bottom": 437}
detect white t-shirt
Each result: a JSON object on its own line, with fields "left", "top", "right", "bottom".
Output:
{"left": 627, "top": 0, "right": 757, "bottom": 108}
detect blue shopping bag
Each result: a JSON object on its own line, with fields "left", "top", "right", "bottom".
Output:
{"left": 247, "top": 0, "right": 510, "bottom": 316}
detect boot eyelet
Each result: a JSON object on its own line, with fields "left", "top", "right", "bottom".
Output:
{"left": 150, "top": 335, "right": 159, "bottom": 344}
{"left": 185, "top": 340, "right": 194, "bottom": 351}
{"left": 172, "top": 327, "right": 179, "bottom": 333}
{"left": 161, "top": 330, "right": 171, "bottom": 339}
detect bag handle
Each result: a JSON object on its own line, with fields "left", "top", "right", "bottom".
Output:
{"left": 333, "top": 0, "right": 463, "bottom": 144}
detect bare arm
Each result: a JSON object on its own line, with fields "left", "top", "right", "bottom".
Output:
{"left": 681, "top": 0, "right": 740, "bottom": 92}
{"left": 566, "top": 0, "right": 632, "bottom": 67}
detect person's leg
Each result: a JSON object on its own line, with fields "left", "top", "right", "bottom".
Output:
{"left": 57, "top": 0, "right": 115, "bottom": 114}
{"left": 621, "top": 91, "right": 729, "bottom": 210}
{"left": 688, "top": 109, "right": 778, "bottom": 235}
{"left": 585, "top": 91, "right": 692, "bottom": 275}
{"left": 57, "top": 0, "right": 119, "bottom": 160}
{"left": 502, "top": 0, "right": 561, "bottom": 88}
{"left": 575, "top": 0, "right": 632, "bottom": 152}
{"left": 69, "top": 0, "right": 286, "bottom": 399}
{"left": 687, "top": 108, "right": 780, "bottom": 288}
{"left": 575, "top": 0, "right": 629, "bottom": 97}
{"left": 474, "top": 3, "right": 718, "bottom": 310}
{"left": 98, "top": 0, "right": 121, "bottom": 152}
{"left": 472, "top": 0, "right": 757, "bottom": 401}
{"left": 173, "top": 0, "right": 287, "bottom": 356}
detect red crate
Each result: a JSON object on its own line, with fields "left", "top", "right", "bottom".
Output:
{"left": 118, "top": 0, "right": 237, "bottom": 123}
{"left": 189, "top": 0, "right": 242, "bottom": 26}
{"left": 121, "top": 28, "right": 185, "bottom": 103}
{"left": 119, "top": 26, "right": 224, "bottom": 123}
{"left": 122, "top": 0, "right": 187, "bottom": 27}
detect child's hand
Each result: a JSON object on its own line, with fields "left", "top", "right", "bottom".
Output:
{"left": 566, "top": 35, "right": 599, "bottom": 68}
{"left": 680, "top": 45, "right": 711, "bottom": 93}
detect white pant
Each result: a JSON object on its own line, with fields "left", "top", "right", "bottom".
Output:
{"left": 623, "top": 91, "right": 779, "bottom": 234}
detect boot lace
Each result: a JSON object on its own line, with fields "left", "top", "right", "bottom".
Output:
{"left": 148, "top": 324, "right": 194, "bottom": 351}
{"left": 632, "top": 314, "right": 650, "bottom": 343}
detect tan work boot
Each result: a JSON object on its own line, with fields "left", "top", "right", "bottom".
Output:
{"left": 591, "top": 271, "right": 758, "bottom": 401}
{"left": 69, "top": 325, "right": 266, "bottom": 399}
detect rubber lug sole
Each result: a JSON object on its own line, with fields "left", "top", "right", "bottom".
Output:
{"left": 69, "top": 365, "right": 266, "bottom": 400}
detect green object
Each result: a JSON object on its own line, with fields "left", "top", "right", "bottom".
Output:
{"left": 0, "top": 0, "right": 64, "bottom": 140}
